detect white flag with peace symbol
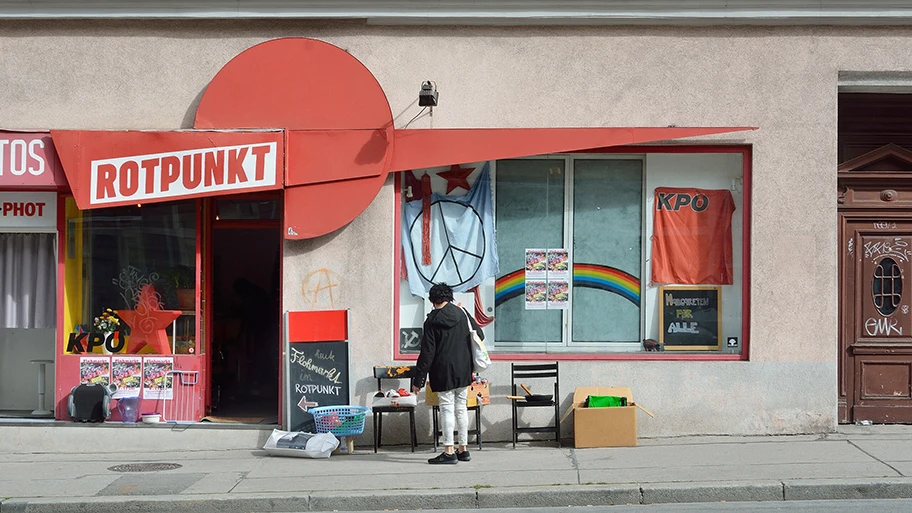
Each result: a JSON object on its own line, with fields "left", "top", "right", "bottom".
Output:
{"left": 401, "top": 163, "right": 499, "bottom": 297}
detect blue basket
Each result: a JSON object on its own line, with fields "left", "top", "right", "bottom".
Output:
{"left": 310, "top": 405, "right": 371, "bottom": 436}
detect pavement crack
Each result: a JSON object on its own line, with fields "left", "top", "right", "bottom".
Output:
{"left": 847, "top": 439, "right": 905, "bottom": 476}
{"left": 567, "top": 448, "right": 581, "bottom": 484}
{"left": 226, "top": 472, "right": 247, "bottom": 493}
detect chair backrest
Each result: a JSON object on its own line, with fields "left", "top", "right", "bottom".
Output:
{"left": 373, "top": 365, "right": 416, "bottom": 391}
{"left": 511, "top": 362, "right": 559, "bottom": 395}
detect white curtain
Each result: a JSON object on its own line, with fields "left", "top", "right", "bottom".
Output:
{"left": 0, "top": 233, "right": 56, "bottom": 329}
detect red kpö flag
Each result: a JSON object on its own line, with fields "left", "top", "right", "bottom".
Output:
{"left": 651, "top": 187, "right": 735, "bottom": 285}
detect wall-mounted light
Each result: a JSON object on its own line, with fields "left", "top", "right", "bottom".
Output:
{"left": 419, "top": 80, "right": 438, "bottom": 107}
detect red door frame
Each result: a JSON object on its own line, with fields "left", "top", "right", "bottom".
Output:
{"left": 203, "top": 193, "right": 284, "bottom": 419}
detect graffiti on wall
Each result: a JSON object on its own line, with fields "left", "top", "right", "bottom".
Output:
{"left": 301, "top": 268, "right": 344, "bottom": 309}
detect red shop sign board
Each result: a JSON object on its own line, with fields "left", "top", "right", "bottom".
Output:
{"left": 51, "top": 130, "right": 284, "bottom": 209}
{"left": 0, "top": 131, "right": 66, "bottom": 189}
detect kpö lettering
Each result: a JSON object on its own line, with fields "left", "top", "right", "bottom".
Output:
{"left": 657, "top": 192, "right": 710, "bottom": 212}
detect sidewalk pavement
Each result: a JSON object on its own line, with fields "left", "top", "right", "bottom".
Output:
{"left": 4, "top": 425, "right": 912, "bottom": 512}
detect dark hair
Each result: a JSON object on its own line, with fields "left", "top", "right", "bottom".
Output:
{"left": 428, "top": 283, "right": 454, "bottom": 305}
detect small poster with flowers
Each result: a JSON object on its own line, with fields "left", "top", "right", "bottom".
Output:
{"left": 142, "top": 356, "right": 174, "bottom": 400}
{"left": 111, "top": 356, "right": 143, "bottom": 398}
{"left": 525, "top": 249, "right": 547, "bottom": 279}
{"left": 80, "top": 356, "right": 111, "bottom": 386}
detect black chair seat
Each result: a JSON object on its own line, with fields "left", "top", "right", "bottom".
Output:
{"left": 373, "top": 405, "right": 415, "bottom": 413}
{"left": 514, "top": 401, "right": 555, "bottom": 408}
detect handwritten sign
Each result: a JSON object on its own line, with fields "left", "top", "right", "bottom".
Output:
{"left": 659, "top": 286, "right": 721, "bottom": 350}
{"left": 287, "top": 340, "right": 350, "bottom": 432}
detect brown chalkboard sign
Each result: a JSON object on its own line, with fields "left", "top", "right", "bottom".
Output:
{"left": 659, "top": 286, "right": 721, "bottom": 350}
{"left": 287, "top": 340, "right": 350, "bottom": 432}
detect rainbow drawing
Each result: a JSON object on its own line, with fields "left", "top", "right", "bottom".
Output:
{"left": 494, "top": 263, "right": 640, "bottom": 306}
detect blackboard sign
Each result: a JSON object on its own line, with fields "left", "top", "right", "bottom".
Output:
{"left": 659, "top": 286, "right": 721, "bottom": 350}
{"left": 287, "top": 340, "right": 350, "bottom": 432}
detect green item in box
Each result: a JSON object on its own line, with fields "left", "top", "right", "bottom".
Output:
{"left": 585, "top": 395, "right": 627, "bottom": 408}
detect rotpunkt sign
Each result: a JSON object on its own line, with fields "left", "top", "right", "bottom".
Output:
{"left": 90, "top": 142, "right": 278, "bottom": 204}
{"left": 0, "top": 132, "right": 65, "bottom": 188}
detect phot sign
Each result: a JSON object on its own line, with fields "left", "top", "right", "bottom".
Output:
{"left": 0, "top": 191, "right": 57, "bottom": 231}
{"left": 0, "top": 132, "right": 65, "bottom": 188}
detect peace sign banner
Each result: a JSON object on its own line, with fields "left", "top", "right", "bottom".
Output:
{"left": 401, "top": 163, "right": 499, "bottom": 296}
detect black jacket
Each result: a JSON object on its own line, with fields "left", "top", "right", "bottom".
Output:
{"left": 411, "top": 302, "right": 484, "bottom": 392}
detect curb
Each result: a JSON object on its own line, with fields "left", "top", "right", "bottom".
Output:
{"left": 6, "top": 480, "right": 912, "bottom": 512}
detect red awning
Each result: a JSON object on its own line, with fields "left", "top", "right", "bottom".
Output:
{"left": 51, "top": 37, "right": 757, "bottom": 239}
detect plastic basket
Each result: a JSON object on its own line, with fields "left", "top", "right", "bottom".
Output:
{"left": 309, "top": 405, "right": 370, "bottom": 436}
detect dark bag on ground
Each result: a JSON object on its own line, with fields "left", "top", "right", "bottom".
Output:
{"left": 68, "top": 383, "right": 114, "bottom": 422}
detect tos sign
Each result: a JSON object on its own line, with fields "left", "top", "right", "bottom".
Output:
{"left": 0, "top": 132, "right": 64, "bottom": 188}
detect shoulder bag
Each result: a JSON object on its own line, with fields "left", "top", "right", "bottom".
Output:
{"left": 462, "top": 308, "right": 491, "bottom": 371}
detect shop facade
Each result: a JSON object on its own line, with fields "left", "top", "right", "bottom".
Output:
{"left": 7, "top": 5, "right": 912, "bottom": 441}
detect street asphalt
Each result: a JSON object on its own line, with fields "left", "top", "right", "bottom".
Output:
{"left": 3, "top": 424, "right": 912, "bottom": 512}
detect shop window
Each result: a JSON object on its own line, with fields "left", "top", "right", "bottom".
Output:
{"left": 492, "top": 158, "right": 643, "bottom": 351}
{"left": 64, "top": 199, "right": 197, "bottom": 355}
{"left": 398, "top": 152, "right": 745, "bottom": 356}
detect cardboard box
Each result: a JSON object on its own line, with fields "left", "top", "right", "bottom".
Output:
{"left": 425, "top": 381, "right": 490, "bottom": 407}
{"left": 567, "top": 386, "right": 652, "bottom": 448}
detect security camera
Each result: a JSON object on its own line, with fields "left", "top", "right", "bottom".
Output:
{"left": 419, "top": 81, "right": 438, "bottom": 107}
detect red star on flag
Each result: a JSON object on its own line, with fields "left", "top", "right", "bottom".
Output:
{"left": 118, "top": 285, "right": 182, "bottom": 354}
{"left": 437, "top": 164, "right": 474, "bottom": 194}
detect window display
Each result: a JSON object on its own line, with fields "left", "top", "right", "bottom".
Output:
{"left": 64, "top": 199, "right": 197, "bottom": 355}
{"left": 398, "top": 151, "right": 746, "bottom": 355}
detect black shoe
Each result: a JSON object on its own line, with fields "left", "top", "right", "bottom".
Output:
{"left": 456, "top": 450, "right": 471, "bottom": 462}
{"left": 428, "top": 452, "right": 458, "bottom": 465}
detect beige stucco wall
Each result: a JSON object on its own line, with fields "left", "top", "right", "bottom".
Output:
{"left": 7, "top": 20, "right": 902, "bottom": 438}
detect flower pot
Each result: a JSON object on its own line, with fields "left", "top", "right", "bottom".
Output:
{"left": 176, "top": 289, "right": 195, "bottom": 310}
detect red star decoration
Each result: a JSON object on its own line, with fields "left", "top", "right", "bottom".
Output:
{"left": 437, "top": 164, "right": 474, "bottom": 194}
{"left": 119, "top": 285, "right": 182, "bottom": 354}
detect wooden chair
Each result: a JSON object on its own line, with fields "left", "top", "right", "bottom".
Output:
{"left": 511, "top": 362, "right": 561, "bottom": 448}
{"left": 372, "top": 365, "right": 418, "bottom": 452}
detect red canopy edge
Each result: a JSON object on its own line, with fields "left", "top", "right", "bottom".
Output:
{"left": 389, "top": 126, "right": 757, "bottom": 172}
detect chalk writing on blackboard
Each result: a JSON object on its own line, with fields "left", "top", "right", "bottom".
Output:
{"left": 290, "top": 347, "right": 343, "bottom": 384}
{"left": 659, "top": 286, "right": 721, "bottom": 350}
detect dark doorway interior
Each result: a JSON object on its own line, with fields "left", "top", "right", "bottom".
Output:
{"left": 210, "top": 228, "right": 281, "bottom": 423}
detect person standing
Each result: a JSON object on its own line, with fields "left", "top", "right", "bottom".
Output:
{"left": 411, "top": 283, "right": 483, "bottom": 464}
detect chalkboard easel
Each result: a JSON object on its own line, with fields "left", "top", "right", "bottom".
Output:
{"left": 283, "top": 310, "right": 351, "bottom": 432}
{"left": 658, "top": 286, "right": 721, "bottom": 350}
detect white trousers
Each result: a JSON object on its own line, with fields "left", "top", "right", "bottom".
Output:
{"left": 437, "top": 386, "right": 468, "bottom": 447}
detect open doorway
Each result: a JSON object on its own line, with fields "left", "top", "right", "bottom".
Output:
{"left": 209, "top": 207, "right": 281, "bottom": 423}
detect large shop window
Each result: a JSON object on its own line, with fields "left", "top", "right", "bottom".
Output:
{"left": 398, "top": 152, "right": 745, "bottom": 356}
{"left": 64, "top": 199, "right": 197, "bottom": 355}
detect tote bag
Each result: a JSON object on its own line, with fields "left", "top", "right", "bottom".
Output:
{"left": 462, "top": 308, "right": 491, "bottom": 371}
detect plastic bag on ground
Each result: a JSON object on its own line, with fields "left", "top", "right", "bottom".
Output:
{"left": 263, "top": 428, "right": 340, "bottom": 458}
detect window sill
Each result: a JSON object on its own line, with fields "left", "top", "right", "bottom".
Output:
{"left": 393, "top": 351, "right": 747, "bottom": 361}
